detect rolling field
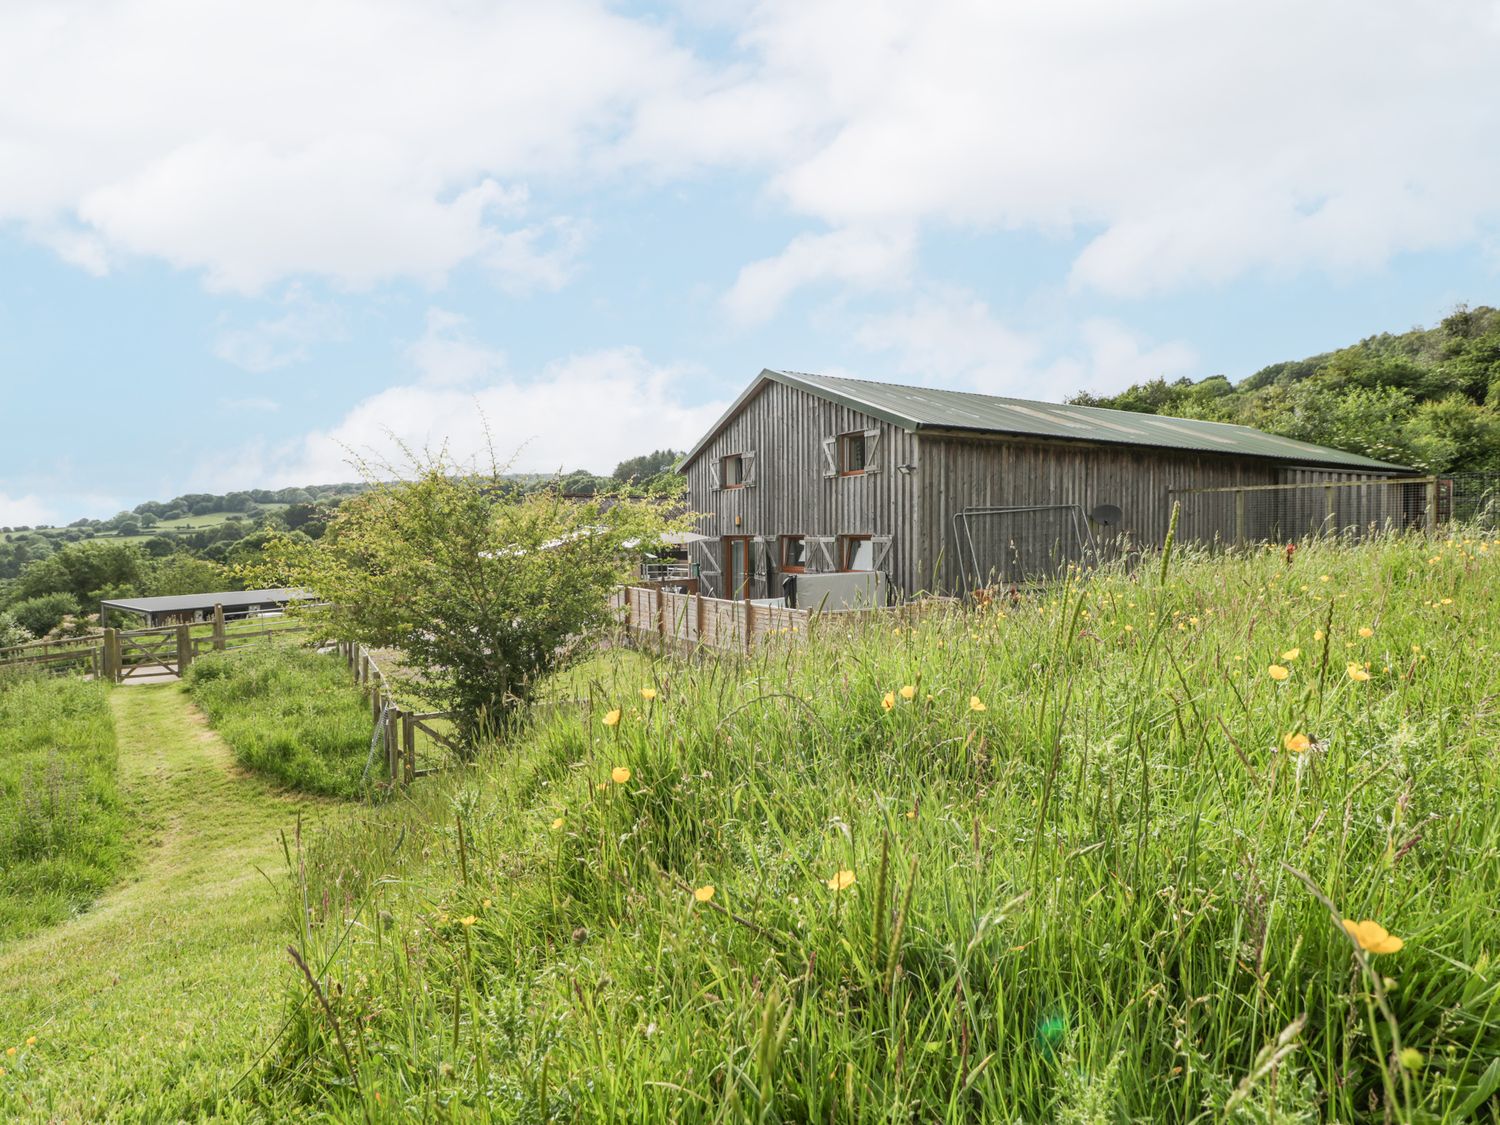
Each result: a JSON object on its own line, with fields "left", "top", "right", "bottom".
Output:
{"left": 264, "top": 531, "right": 1500, "bottom": 1121}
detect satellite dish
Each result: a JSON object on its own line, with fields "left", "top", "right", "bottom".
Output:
{"left": 1090, "top": 504, "right": 1122, "bottom": 527}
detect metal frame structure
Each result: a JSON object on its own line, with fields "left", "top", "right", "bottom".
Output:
{"left": 952, "top": 504, "right": 1096, "bottom": 592}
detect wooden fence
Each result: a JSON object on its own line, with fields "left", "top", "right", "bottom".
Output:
{"left": 336, "top": 641, "right": 460, "bottom": 784}
{"left": 611, "top": 586, "right": 814, "bottom": 652}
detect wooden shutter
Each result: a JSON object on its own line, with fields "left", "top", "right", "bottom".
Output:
{"left": 750, "top": 537, "right": 770, "bottom": 598}
{"left": 807, "top": 536, "right": 837, "bottom": 573}
{"left": 709, "top": 460, "right": 721, "bottom": 492}
{"left": 871, "top": 535, "right": 893, "bottom": 573}
{"left": 862, "top": 428, "right": 883, "bottom": 474}
{"left": 690, "top": 538, "right": 720, "bottom": 596}
{"left": 821, "top": 437, "right": 838, "bottom": 478}
{"left": 743, "top": 450, "right": 758, "bottom": 488}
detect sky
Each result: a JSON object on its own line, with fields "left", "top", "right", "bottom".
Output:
{"left": 2, "top": 0, "right": 1498, "bottom": 525}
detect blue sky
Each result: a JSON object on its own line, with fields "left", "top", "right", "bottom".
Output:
{"left": 2, "top": 0, "right": 1498, "bottom": 524}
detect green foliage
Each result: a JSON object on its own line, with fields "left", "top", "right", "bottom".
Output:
{"left": 8, "top": 592, "right": 81, "bottom": 637}
{"left": 275, "top": 530, "right": 1500, "bottom": 1121}
{"left": 257, "top": 452, "right": 686, "bottom": 742}
{"left": 613, "top": 448, "right": 683, "bottom": 482}
{"left": 185, "top": 646, "right": 374, "bottom": 798}
{"left": 0, "top": 611, "right": 31, "bottom": 649}
{"left": 1073, "top": 305, "right": 1500, "bottom": 472}
{"left": 140, "top": 552, "right": 231, "bottom": 597}
{"left": 0, "top": 674, "right": 125, "bottom": 940}
{"left": 11, "top": 539, "right": 145, "bottom": 606}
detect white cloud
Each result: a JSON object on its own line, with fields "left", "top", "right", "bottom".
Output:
{"left": 404, "top": 308, "right": 506, "bottom": 388}
{"left": 724, "top": 227, "right": 914, "bottom": 324}
{"left": 4, "top": 0, "right": 1499, "bottom": 302}
{"left": 855, "top": 286, "right": 1197, "bottom": 398}
{"left": 224, "top": 345, "right": 728, "bottom": 488}
{"left": 0, "top": 0, "right": 699, "bottom": 292}
{"left": 738, "top": 0, "right": 1500, "bottom": 296}
{"left": 213, "top": 286, "right": 346, "bottom": 372}
{"left": 0, "top": 492, "right": 56, "bottom": 527}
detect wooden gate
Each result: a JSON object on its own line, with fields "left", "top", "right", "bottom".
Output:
{"left": 114, "top": 626, "right": 184, "bottom": 681}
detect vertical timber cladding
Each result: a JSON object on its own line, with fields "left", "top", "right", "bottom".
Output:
{"left": 915, "top": 431, "right": 1285, "bottom": 594}
{"left": 682, "top": 379, "right": 923, "bottom": 599}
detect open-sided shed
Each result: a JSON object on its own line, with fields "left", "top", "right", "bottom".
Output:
{"left": 99, "top": 587, "right": 315, "bottom": 627}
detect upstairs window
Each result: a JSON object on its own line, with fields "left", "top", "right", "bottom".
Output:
{"left": 721, "top": 454, "right": 745, "bottom": 488}
{"left": 838, "top": 432, "right": 867, "bottom": 475}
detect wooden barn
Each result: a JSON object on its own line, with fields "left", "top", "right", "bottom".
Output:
{"left": 678, "top": 369, "right": 1420, "bottom": 602}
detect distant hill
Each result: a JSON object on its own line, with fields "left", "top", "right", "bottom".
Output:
{"left": 1070, "top": 305, "right": 1500, "bottom": 473}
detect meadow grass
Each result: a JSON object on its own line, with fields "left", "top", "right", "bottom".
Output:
{"left": 0, "top": 672, "right": 125, "bottom": 940}
{"left": 186, "top": 644, "right": 375, "bottom": 797}
{"left": 0, "top": 683, "right": 332, "bottom": 1121}
{"left": 270, "top": 530, "right": 1500, "bottom": 1122}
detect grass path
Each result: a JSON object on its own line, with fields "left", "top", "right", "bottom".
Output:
{"left": 0, "top": 683, "right": 330, "bottom": 1122}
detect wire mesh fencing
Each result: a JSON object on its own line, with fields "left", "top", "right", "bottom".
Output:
{"left": 1167, "top": 477, "right": 1440, "bottom": 547}
{"left": 953, "top": 505, "right": 1097, "bottom": 590}
{"left": 1444, "top": 473, "right": 1500, "bottom": 528}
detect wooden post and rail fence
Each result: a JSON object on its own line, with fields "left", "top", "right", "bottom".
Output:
{"left": 335, "top": 640, "right": 460, "bottom": 785}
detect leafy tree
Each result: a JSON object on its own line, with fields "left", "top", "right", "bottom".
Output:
{"left": 612, "top": 449, "right": 682, "bottom": 482}
{"left": 143, "top": 554, "right": 231, "bottom": 598}
{"left": 10, "top": 593, "right": 81, "bottom": 637}
{"left": 256, "top": 453, "right": 683, "bottom": 742}
{"left": 10, "top": 540, "right": 147, "bottom": 606}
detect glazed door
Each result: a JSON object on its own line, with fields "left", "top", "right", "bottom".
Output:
{"left": 723, "top": 536, "right": 751, "bottom": 600}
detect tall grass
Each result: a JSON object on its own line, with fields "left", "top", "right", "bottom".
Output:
{"left": 0, "top": 672, "right": 125, "bottom": 941}
{"left": 186, "top": 645, "right": 374, "bottom": 798}
{"left": 271, "top": 532, "right": 1500, "bottom": 1121}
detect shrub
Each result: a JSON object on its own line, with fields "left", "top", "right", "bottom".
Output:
{"left": 0, "top": 610, "right": 31, "bottom": 649}
{"left": 9, "top": 592, "right": 81, "bottom": 637}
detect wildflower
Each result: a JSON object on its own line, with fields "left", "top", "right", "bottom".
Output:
{"left": 459, "top": 915, "right": 478, "bottom": 926}
{"left": 3, "top": 1048, "right": 11, "bottom": 1057}
{"left": 24, "top": 1038, "right": 34, "bottom": 1047}
{"left": 1346, "top": 663, "right": 1371, "bottom": 682}
{"left": 639, "top": 687, "right": 658, "bottom": 701}
{"left": 1427, "top": 555, "right": 1441, "bottom": 565}
{"left": 1267, "top": 664, "right": 1291, "bottom": 681}
{"left": 1358, "top": 627, "right": 1374, "bottom": 638}
{"left": 482, "top": 899, "right": 491, "bottom": 909}
{"left": 881, "top": 691, "right": 895, "bottom": 711}
{"left": 1282, "top": 732, "right": 1312, "bottom": 753}
{"left": 1399, "top": 1048, "right": 1425, "bottom": 1072}
{"left": 602, "top": 709, "right": 621, "bottom": 727}
{"left": 969, "top": 696, "right": 987, "bottom": 712}
{"left": 550, "top": 817, "right": 564, "bottom": 830}
{"left": 1280, "top": 647, "right": 1301, "bottom": 661}
{"left": 826, "top": 869, "right": 856, "bottom": 892}
{"left": 1441, "top": 597, "right": 1453, "bottom": 606}
{"left": 1342, "top": 919, "right": 1404, "bottom": 954}
{"left": 899, "top": 684, "right": 916, "bottom": 701}
{"left": 1411, "top": 644, "right": 1421, "bottom": 653}
{"left": 693, "top": 885, "right": 715, "bottom": 903}
{"left": 611, "top": 766, "right": 631, "bottom": 784}
{"left": 1319, "top": 574, "right": 1331, "bottom": 583}
{"left": 1314, "top": 629, "right": 1325, "bottom": 641}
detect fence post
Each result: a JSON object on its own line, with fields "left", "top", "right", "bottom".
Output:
{"left": 176, "top": 624, "right": 193, "bottom": 674}
{"left": 385, "top": 706, "right": 401, "bottom": 782}
{"left": 102, "top": 628, "right": 119, "bottom": 682}
{"left": 695, "top": 593, "right": 705, "bottom": 648}
{"left": 1234, "top": 489, "right": 1245, "bottom": 545}
{"left": 1425, "top": 477, "right": 1439, "bottom": 533}
{"left": 744, "top": 598, "right": 755, "bottom": 652}
{"left": 212, "top": 604, "right": 226, "bottom": 651}
{"left": 403, "top": 713, "right": 416, "bottom": 782}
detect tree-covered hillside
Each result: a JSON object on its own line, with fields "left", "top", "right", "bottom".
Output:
{"left": 1071, "top": 305, "right": 1500, "bottom": 473}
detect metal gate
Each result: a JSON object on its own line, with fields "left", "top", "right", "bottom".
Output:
{"left": 953, "top": 504, "right": 1096, "bottom": 591}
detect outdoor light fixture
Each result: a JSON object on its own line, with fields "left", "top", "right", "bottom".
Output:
{"left": 896, "top": 463, "right": 918, "bottom": 475}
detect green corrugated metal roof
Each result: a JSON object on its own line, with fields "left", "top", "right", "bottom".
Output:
{"left": 681, "top": 369, "right": 1411, "bottom": 472}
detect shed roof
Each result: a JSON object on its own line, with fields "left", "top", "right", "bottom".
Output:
{"left": 99, "top": 588, "right": 315, "bottom": 616}
{"left": 681, "top": 369, "right": 1410, "bottom": 473}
